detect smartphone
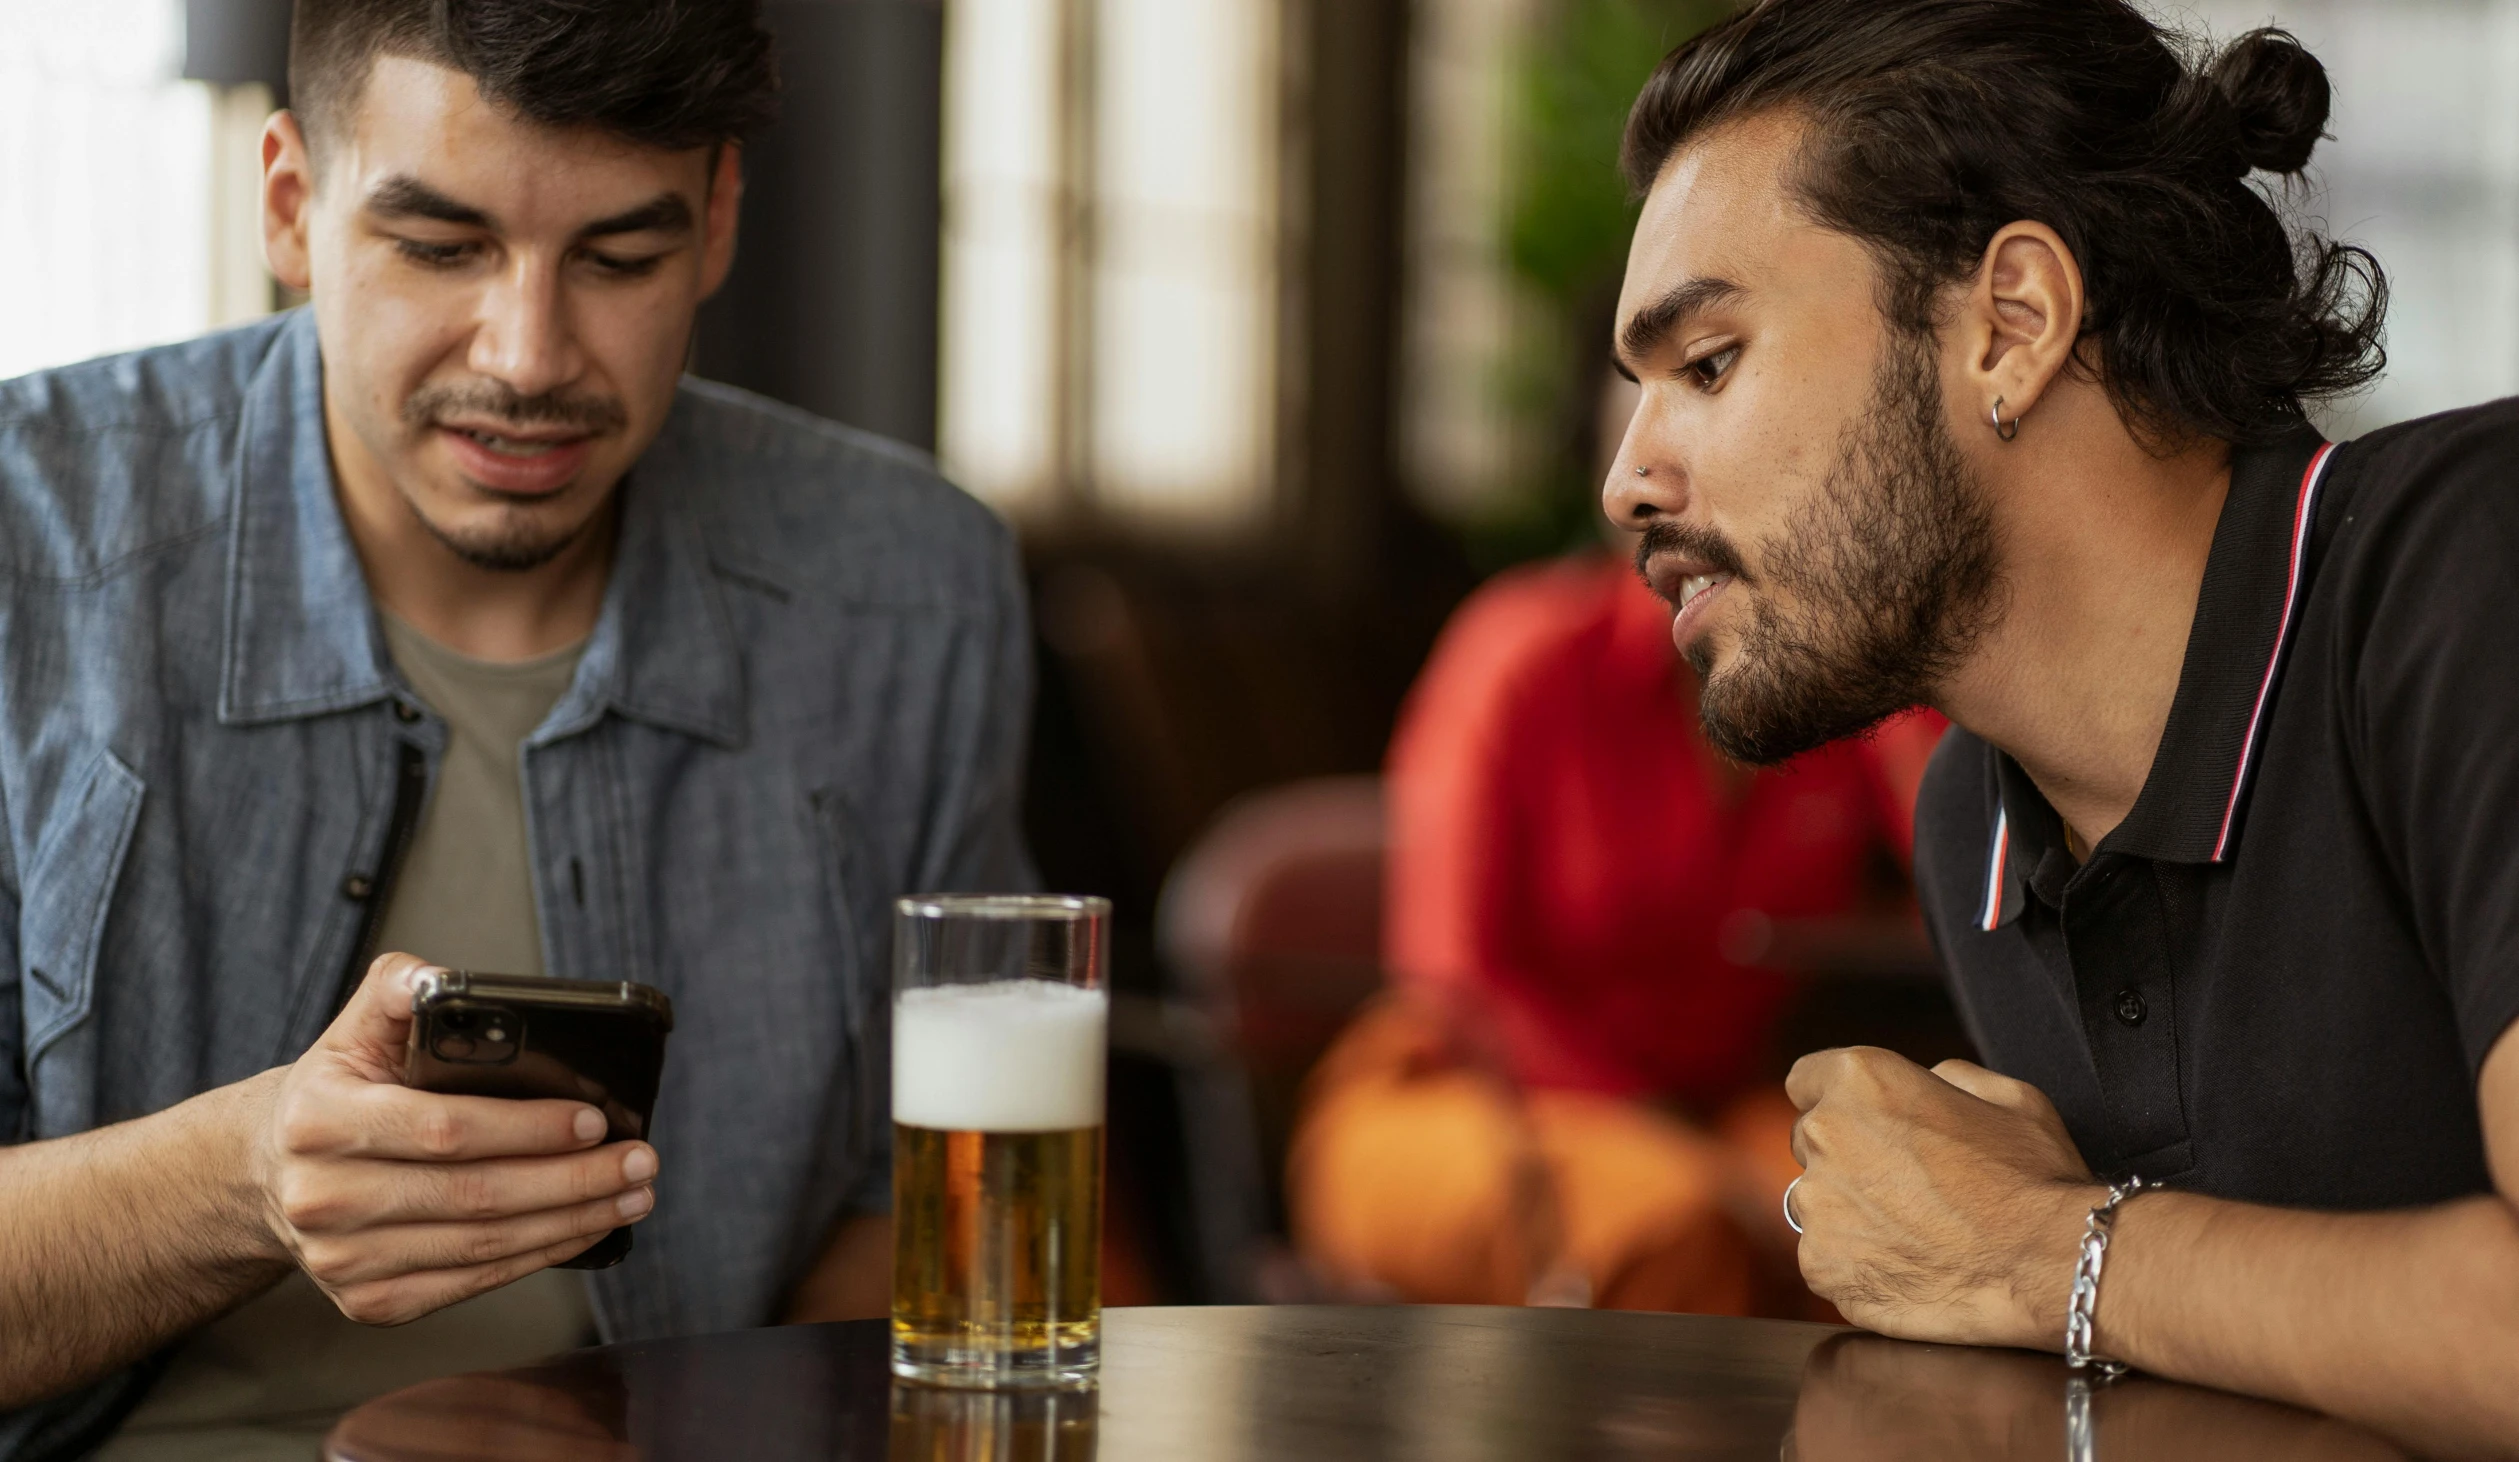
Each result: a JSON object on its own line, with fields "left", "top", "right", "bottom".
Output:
{"left": 404, "top": 970, "right": 675, "bottom": 1269}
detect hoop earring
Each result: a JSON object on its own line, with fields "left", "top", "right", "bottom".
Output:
{"left": 1990, "top": 397, "right": 2021, "bottom": 442}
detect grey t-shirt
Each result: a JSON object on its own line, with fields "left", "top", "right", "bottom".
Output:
{"left": 100, "top": 617, "right": 596, "bottom": 1460}
{"left": 371, "top": 612, "right": 584, "bottom": 976}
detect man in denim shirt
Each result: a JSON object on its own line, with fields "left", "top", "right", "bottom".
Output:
{"left": 0, "top": 2, "right": 1028, "bottom": 1455}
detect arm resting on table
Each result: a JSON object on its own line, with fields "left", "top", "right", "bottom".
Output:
{"left": 2090, "top": 1027, "right": 2519, "bottom": 1460}
{"left": 1786, "top": 1026, "right": 2519, "bottom": 1462}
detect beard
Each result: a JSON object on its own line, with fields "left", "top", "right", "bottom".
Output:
{"left": 1641, "top": 328, "right": 2004, "bottom": 766}
{"left": 401, "top": 379, "right": 628, "bottom": 574}
{"left": 411, "top": 506, "right": 589, "bottom": 574}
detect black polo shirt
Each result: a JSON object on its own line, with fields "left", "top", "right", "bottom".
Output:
{"left": 1914, "top": 405, "right": 2519, "bottom": 1208}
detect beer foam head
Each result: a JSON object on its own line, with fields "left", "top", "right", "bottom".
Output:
{"left": 893, "top": 980, "right": 1107, "bottom": 1132}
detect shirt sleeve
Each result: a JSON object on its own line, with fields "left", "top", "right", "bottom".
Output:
{"left": 0, "top": 764, "right": 22, "bottom": 1145}
{"left": 2340, "top": 434, "right": 2519, "bottom": 1076}
{"left": 0, "top": 770, "right": 162, "bottom": 1455}
{"left": 843, "top": 1150, "right": 892, "bottom": 1217}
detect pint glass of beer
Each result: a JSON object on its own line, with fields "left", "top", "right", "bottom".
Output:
{"left": 891, "top": 895, "right": 1109, "bottom": 1388}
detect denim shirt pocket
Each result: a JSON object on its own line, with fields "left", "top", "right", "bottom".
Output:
{"left": 21, "top": 749, "right": 145, "bottom": 1072}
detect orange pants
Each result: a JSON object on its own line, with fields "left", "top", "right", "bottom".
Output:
{"left": 1286, "top": 1000, "right": 1811, "bottom": 1315}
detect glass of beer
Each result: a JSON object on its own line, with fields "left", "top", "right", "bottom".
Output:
{"left": 891, "top": 895, "right": 1109, "bottom": 1389}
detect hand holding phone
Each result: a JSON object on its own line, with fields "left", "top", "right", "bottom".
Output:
{"left": 404, "top": 968, "right": 674, "bottom": 1268}
{"left": 244, "top": 954, "right": 661, "bottom": 1326}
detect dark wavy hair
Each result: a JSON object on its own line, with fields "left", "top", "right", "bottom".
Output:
{"left": 1622, "top": 0, "right": 2386, "bottom": 447}
{"left": 290, "top": 0, "right": 778, "bottom": 162}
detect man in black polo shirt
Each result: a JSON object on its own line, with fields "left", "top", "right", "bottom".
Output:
{"left": 1602, "top": 0, "right": 2519, "bottom": 1451}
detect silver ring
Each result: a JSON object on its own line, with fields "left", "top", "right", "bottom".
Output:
{"left": 1783, "top": 1174, "right": 1806, "bottom": 1236}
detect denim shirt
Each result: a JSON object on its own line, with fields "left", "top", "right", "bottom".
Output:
{"left": 0, "top": 312, "right": 1031, "bottom": 1457}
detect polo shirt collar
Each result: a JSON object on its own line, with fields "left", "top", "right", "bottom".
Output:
{"left": 1974, "top": 426, "right": 2339, "bottom": 928}
{"left": 219, "top": 309, "right": 745, "bottom": 747}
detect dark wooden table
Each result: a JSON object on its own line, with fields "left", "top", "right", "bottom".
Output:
{"left": 323, "top": 1305, "right": 2409, "bottom": 1461}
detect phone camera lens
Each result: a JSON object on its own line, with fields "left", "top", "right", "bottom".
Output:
{"left": 427, "top": 1003, "right": 519, "bottom": 1064}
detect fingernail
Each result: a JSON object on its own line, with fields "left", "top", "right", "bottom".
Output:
{"left": 573, "top": 1108, "right": 606, "bottom": 1143}
{"left": 621, "top": 1145, "right": 658, "bottom": 1183}
{"left": 618, "top": 1185, "right": 655, "bottom": 1219}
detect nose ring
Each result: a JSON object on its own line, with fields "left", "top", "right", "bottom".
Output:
{"left": 1634, "top": 465, "right": 1650, "bottom": 477}
{"left": 1783, "top": 1174, "right": 1806, "bottom": 1236}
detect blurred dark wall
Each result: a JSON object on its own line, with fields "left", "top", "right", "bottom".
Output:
{"left": 184, "top": 0, "right": 292, "bottom": 94}
{"left": 695, "top": 0, "right": 944, "bottom": 450}
{"left": 1285, "top": 0, "right": 1411, "bottom": 598}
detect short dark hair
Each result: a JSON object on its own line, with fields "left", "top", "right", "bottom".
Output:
{"left": 290, "top": 0, "right": 778, "bottom": 162}
{"left": 1622, "top": 0, "right": 2386, "bottom": 448}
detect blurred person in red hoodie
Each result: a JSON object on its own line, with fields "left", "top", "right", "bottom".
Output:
{"left": 1287, "top": 384, "right": 1942, "bottom": 1315}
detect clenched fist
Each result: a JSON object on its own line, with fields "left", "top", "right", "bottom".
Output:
{"left": 1785, "top": 1046, "right": 2104, "bottom": 1350}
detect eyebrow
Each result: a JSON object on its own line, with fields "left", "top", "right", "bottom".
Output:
{"left": 366, "top": 175, "right": 491, "bottom": 228}
{"left": 362, "top": 176, "right": 695, "bottom": 242}
{"left": 1617, "top": 276, "right": 1749, "bottom": 366}
{"left": 578, "top": 194, "right": 694, "bottom": 240}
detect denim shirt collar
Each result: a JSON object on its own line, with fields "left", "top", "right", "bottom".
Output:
{"left": 216, "top": 309, "right": 746, "bottom": 747}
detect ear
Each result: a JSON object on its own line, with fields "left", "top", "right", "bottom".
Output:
{"left": 697, "top": 143, "right": 745, "bottom": 300}
{"left": 1956, "top": 221, "right": 2084, "bottom": 431}
{"left": 262, "top": 111, "right": 316, "bottom": 294}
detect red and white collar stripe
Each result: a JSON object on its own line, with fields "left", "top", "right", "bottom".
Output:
{"left": 2211, "top": 442, "right": 2338, "bottom": 862}
{"left": 1978, "top": 805, "right": 2010, "bottom": 932}
{"left": 1978, "top": 440, "right": 2338, "bottom": 924}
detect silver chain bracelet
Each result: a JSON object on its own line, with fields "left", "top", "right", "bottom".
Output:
{"left": 2064, "top": 1175, "right": 2157, "bottom": 1379}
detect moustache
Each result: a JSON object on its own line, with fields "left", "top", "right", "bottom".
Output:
{"left": 1632, "top": 518, "right": 1750, "bottom": 586}
{"left": 403, "top": 381, "right": 629, "bottom": 436}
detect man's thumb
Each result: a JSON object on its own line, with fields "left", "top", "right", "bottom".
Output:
{"left": 1930, "top": 1057, "right": 2047, "bottom": 1113}
{"left": 318, "top": 952, "right": 436, "bottom": 1080}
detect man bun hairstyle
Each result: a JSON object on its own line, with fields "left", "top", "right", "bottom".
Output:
{"left": 2207, "top": 28, "right": 2331, "bottom": 176}
{"left": 1623, "top": 0, "right": 2385, "bottom": 448}
{"left": 290, "top": 0, "right": 777, "bottom": 161}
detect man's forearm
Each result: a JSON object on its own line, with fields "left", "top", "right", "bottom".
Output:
{"left": 2100, "top": 1190, "right": 2519, "bottom": 1461}
{"left": 0, "top": 1071, "right": 291, "bottom": 1409}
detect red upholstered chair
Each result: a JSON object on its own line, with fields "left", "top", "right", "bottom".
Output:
{"left": 1154, "top": 776, "right": 1386, "bottom": 1298}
